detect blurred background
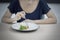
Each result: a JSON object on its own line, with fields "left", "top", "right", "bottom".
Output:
{"left": 0, "top": 0, "right": 60, "bottom": 23}
{"left": 0, "top": 0, "right": 60, "bottom": 3}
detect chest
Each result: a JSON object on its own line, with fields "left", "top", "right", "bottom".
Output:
{"left": 19, "top": 0, "right": 39, "bottom": 13}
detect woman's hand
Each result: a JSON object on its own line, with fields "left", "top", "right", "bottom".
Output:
{"left": 20, "top": 11, "right": 26, "bottom": 19}
{"left": 12, "top": 11, "right": 26, "bottom": 21}
{"left": 2, "top": 9, "right": 26, "bottom": 23}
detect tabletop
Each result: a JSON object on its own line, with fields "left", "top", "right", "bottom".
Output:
{"left": 0, "top": 23, "right": 60, "bottom": 40}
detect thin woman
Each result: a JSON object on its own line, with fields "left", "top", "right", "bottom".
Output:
{"left": 2, "top": 0, "right": 57, "bottom": 24}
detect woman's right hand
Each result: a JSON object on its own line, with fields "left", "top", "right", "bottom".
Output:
{"left": 12, "top": 11, "right": 26, "bottom": 21}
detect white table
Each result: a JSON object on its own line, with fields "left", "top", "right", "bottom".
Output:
{"left": 0, "top": 23, "right": 60, "bottom": 40}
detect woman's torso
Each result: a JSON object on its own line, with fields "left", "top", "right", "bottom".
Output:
{"left": 17, "top": 0, "right": 44, "bottom": 22}
{"left": 9, "top": 0, "right": 44, "bottom": 22}
{"left": 19, "top": 0, "right": 39, "bottom": 13}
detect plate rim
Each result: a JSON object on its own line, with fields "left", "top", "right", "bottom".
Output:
{"left": 11, "top": 22, "right": 40, "bottom": 31}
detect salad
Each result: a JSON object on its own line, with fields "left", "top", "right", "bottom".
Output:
{"left": 19, "top": 25, "right": 29, "bottom": 30}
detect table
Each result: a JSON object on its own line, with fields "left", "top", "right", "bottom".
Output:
{"left": 0, "top": 23, "right": 60, "bottom": 40}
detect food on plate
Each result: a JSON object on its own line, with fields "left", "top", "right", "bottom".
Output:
{"left": 20, "top": 25, "right": 29, "bottom": 30}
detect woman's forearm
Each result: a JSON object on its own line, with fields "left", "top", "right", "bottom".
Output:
{"left": 2, "top": 17, "right": 16, "bottom": 24}
{"left": 32, "top": 18, "right": 57, "bottom": 24}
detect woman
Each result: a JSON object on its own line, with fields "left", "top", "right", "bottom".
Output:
{"left": 2, "top": 0, "right": 57, "bottom": 24}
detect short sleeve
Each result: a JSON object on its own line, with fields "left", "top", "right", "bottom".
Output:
{"left": 41, "top": 0, "right": 51, "bottom": 14}
{"left": 8, "top": 0, "right": 18, "bottom": 13}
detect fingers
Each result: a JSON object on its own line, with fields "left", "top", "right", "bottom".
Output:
{"left": 13, "top": 11, "right": 26, "bottom": 21}
{"left": 13, "top": 16, "right": 21, "bottom": 21}
{"left": 21, "top": 11, "right": 26, "bottom": 19}
{"left": 16, "top": 15, "right": 21, "bottom": 20}
{"left": 16, "top": 11, "right": 26, "bottom": 19}
{"left": 11, "top": 11, "right": 26, "bottom": 21}
{"left": 21, "top": 11, "right": 26, "bottom": 15}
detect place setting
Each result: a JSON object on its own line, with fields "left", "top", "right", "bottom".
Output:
{"left": 11, "top": 21, "right": 40, "bottom": 32}
{"left": 11, "top": 14, "right": 40, "bottom": 32}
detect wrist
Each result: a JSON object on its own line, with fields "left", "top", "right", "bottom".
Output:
{"left": 11, "top": 18, "right": 17, "bottom": 23}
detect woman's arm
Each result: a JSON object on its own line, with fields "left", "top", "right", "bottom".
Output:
{"left": 1, "top": 9, "right": 13, "bottom": 23}
{"left": 2, "top": 9, "right": 26, "bottom": 24}
{"left": 25, "top": 10, "right": 57, "bottom": 24}
{"left": 1, "top": 9, "right": 21, "bottom": 23}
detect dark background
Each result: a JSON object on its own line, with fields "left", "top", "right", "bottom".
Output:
{"left": 0, "top": 0, "right": 60, "bottom": 3}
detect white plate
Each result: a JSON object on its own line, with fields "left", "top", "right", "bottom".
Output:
{"left": 11, "top": 22, "right": 39, "bottom": 31}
